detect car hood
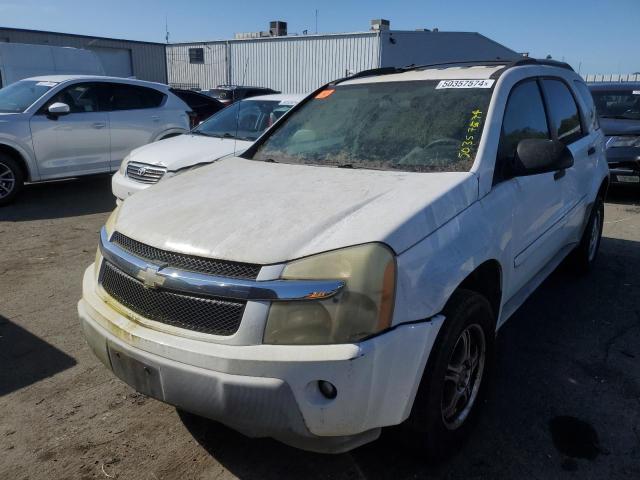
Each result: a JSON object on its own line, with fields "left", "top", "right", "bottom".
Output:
{"left": 115, "top": 158, "right": 478, "bottom": 264}
{"left": 128, "top": 133, "right": 253, "bottom": 171}
{"left": 600, "top": 118, "right": 640, "bottom": 136}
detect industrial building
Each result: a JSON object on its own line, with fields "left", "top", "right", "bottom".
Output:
{"left": 167, "top": 20, "right": 520, "bottom": 93}
{"left": 0, "top": 26, "right": 167, "bottom": 83}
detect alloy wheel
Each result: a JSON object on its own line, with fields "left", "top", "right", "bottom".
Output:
{"left": 0, "top": 162, "right": 16, "bottom": 199}
{"left": 441, "top": 323, "right": 486, "bottom": 430}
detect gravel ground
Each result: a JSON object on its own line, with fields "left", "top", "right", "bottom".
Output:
{"left": 1, "top": 176, "right": 639, "bottom": 480}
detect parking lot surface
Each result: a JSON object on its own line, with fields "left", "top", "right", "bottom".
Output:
{"left": 1, "top": 177, "right": 639, "bottom": 479}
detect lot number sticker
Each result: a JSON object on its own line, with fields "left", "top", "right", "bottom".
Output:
{"left": 436, "top": 79, "right": 495, "bottom": 89}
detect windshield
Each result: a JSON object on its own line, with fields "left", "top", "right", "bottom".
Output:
{"left": 193, "top": 99, "right": 295, "bottom": 141}
{"left": 251, "top": 80, "right": 493, "bottom": 172}
{"left": 0, "top": 80, "right": 56, "bottom": 113}
{"left": 591, "top": 89, "right": 640, "bottom": 120}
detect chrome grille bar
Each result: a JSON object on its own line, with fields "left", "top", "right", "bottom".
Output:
{"left": 98, "top": 227, "right": 345, "bottom": 302}
{"left": 126, "top": 162, "right": 167, "bottom": 184}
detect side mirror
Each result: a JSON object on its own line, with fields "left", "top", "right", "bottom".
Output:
{"left": 47, "top": 102, "right": 70, "bottom": 116}
{"left": 511, "top": 138, "right": 574, "bottom": 176}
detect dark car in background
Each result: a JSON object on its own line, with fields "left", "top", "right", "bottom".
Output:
{"left": 203, "top": 85, "right": 280, "bottom": 105}
{"left": 590, "top": 82, "right": 640, "bottom": 186}
{"left": 170, "top": 88, "right": 225, "bottom": 126}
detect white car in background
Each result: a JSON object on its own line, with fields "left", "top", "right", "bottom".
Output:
{"left": 0, "top": 75, "right": 191, "bottom": 205}
{"left": 112, "top": 94, "right": 304, "bottom": 201}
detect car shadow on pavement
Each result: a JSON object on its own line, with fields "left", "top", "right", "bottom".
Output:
{"left": 0, "top": 315, "right": 77, "bottom": 397}
{"left": 179, "top": 236, "right": 640, "bottom": 479}
{"left": 0, "top": 175, "right": 115, "bottom": 222}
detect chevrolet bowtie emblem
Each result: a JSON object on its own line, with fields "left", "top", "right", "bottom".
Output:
{"left": 137, "top": 264, "right": 166, "bottom": 289}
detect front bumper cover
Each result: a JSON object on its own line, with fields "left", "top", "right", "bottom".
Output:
{"left": 79, "top": 265, "right": 443, "bottom": 453}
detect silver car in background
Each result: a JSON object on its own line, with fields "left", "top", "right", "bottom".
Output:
{"left": 0, "top": 75, "right": 191, "bottom": 205}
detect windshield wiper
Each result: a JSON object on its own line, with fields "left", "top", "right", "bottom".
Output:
{"left": 262, "top": 158, "right": 278, "bottom": 163}
{"left": 336, "top": 163, "right": 356, "bottom": 169}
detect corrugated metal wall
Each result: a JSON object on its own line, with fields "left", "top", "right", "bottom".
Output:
{"left": 166, "top": 43, "right": 227, "bottom": 90}
{"left": 228, "top": 34, "right": 380, "bottom": 93}
{"left": 0, "top": 27, "right": 167, "bottom": 83}
{"left": 583, "top": 73, "right": 640, "bottom": 83}
{"left": 167, "top": 33, "right": 380, "bottom": 93}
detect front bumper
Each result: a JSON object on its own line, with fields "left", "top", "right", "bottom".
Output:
{"left": 111, "top": 171, "right": 154, "bottom": 202}
{"left": 79, "top": 265, "right": 443, "bottom": 453}
{"left": 607, "top": 147, "right": 640, "bottom": 184}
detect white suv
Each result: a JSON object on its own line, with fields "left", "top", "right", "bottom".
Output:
{"left": 0, "top": 75, "right": 190, "bottom": 205}
{"left": 78, "top": 60, "right": 609, "bottom": 457}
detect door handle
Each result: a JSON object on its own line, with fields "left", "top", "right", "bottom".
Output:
{"left": 587, "top": 146, "right": 596, "bottom": 156}
{"left": 554, "top": 169, "right": 566, "bottom": 181}
{"left": 92, "top": 122, "right": 106, "bottom": 129}
{"left": 151, "top": 116, "right": 160, "bottom": 122}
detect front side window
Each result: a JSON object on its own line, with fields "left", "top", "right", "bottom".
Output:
{"left": 194, "top": 99, "right": 295, "bottom": 141}
{"left": 542, "top": 79, "right": 583, "bottom": 144}
{"left": 590, "top": 88, "right": 640, "bottom": 121}
{"left": 109, "top": 84, "right": 165, "bottom": 111}
{"left": 498, "top": 80, "right": 550, "bottom": 161}
{"left": 0, "top": 80, "right": 56, "bottom": 113}
{"left": 251, "top": 80, "right": 494, "bottom": 172}
{"left": 46, "top": 83, "right": 105, "bottom": 113}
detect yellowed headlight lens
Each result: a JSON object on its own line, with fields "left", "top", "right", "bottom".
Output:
{"left": 264, "top": 243, "right": 396, "bottom": 345}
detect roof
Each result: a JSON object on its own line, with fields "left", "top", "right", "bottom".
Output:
{"left": 338, "top": 58, "right": 574, "bottom": 85}
{"left": 0, "top": 26, "right": 164, "bottom": 46}
{"left": 23, "top": 75, "right": 168, "bottom": 88}
{"left": 588, "top": 82, "right": 640, "bottom": 90}
{"left": 245, "top": 93, "right": 306, "bottom": 102}
{"left": 341, "top": 65, "right": 506, "bottom": 85}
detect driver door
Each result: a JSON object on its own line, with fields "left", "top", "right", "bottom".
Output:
{"left": 497, "top": 79, "right": 568, "bottom": 301}
{"left": 29, "top": 82, "right": 111, "bottom": 179}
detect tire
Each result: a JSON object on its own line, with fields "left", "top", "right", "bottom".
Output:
{"left": 570, "top": 195, "right": 604, "bottom": 275}
{"left": 405, "top": 289, "right": 496, "bottom": 462}
{"left": 0, "top": 154, "right": 24, "bottom": 206}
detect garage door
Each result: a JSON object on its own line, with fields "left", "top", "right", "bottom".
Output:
{"left": 90, "top": 47, "right": 133, "bottom": 78}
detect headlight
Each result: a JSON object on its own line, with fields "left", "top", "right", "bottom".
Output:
{"left": 118, "top": 155, "right": 130, "bottom": 175}
{"left": 104, "top": 205, "right": 120, "bottom": 236}
{"left": 96, "top": 206, "right": 120, "bottom": 277}
{"left": 264, "top": 243, "right": 396, "bottom": 345}
{"left": 606, "top": 135, "right": 640, "bottom": 148}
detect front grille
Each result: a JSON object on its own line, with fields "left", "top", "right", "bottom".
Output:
{"left": 126, "top": 162, "right": 167, "bottom": 184}
{"left": 110, "top": 232, "right": 261, "bottom": 279}
{"left": 100, "top": 262, "right": 245, "bottom": 336}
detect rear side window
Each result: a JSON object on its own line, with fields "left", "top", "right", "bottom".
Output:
{"left": 109, "top": 84, "right": 165, "bottom": 111}
{"left": 542, "top": 79, "right": 583, "bottom": 144}
{"left": 498, "top": 80, "right": 550, "bottom": 161}
{"left": 573, "top": 80, "right": 600, "bottom": 131}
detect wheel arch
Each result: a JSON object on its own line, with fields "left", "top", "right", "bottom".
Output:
{"left": 453, "top": 259, "right": 503, "bottom": 322}
{"left": 0, "top": 143, "right": 30, "bottom": 181}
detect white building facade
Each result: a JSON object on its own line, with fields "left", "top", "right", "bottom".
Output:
{"left": 167, "top": 30, "right": 519, "bottom": 93}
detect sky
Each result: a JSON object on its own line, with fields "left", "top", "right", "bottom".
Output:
{"left": 0, "top": 0, "right": 638, "bottom": 74}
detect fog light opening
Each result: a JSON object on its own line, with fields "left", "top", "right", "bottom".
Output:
{"left": 318, "top": 380, "right": 337, "bottom": 399}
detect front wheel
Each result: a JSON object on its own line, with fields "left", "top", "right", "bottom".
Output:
{"left": 405, "top": 289, "right": 496, "bottom": 462}
{"left": 0, "top": 155, "right": 24, "bottom": 206}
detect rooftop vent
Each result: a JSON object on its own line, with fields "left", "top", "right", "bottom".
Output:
{"left": 370, "top": 19, "right": 390, "bottom": 31}
{"left": 270, "top": 21, "right": 287, "bottom": 37}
